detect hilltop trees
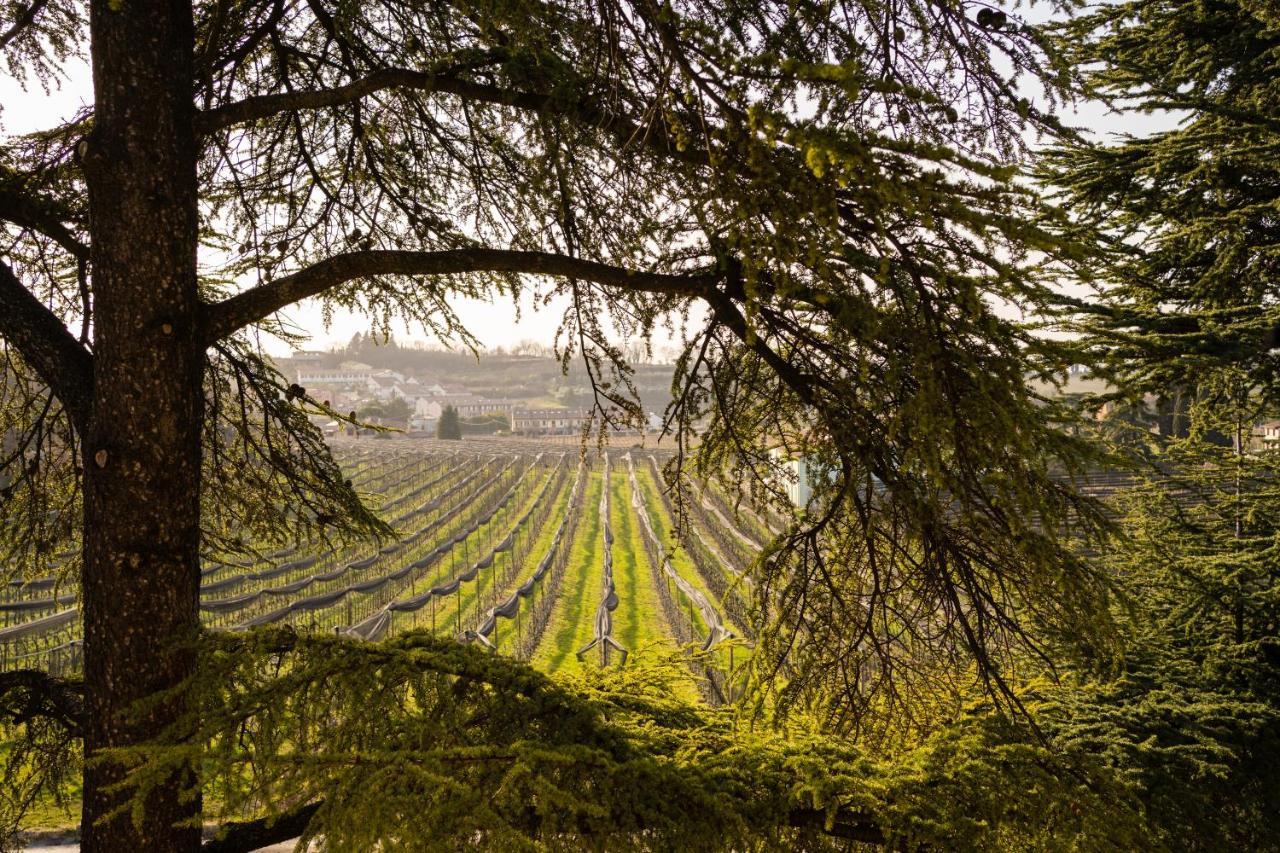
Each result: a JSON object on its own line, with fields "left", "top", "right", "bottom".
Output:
{"left": 0, "top": 0, "right": 1114, "bottom": 846}
{"left": 358, "top": 395, "right": 412, "bottom": 423}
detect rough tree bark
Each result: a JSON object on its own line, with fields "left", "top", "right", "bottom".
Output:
{"left": 79, "top": 0, "right": 203, "bottom": 848}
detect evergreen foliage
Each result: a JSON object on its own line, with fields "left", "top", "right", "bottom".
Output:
{"left": 3, "top": 0, "right": 1280, "bottom": 846}
{"left": 89, "top": 629, "right": 1162, "bottom": 852}
{"left": 1046, "top": 0, "right": 1280, "bottom": 693}
{"left": 437, "top": 406, "right": 462, "bottom": 441}
{"left": 1, "top": 626, "right": 1258, "bottom": 851}
{"left": 1047, "top": 0, "right": 1280, "bottom": 391}
{"left": 1038, "top": 2, "right": 1280, "bottom": 848}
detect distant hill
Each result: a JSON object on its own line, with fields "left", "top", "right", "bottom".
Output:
{"left": 277, "top": 335, "right": 678, "bottom": 413}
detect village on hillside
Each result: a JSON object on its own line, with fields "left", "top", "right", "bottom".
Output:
{"left": 272, "top": 342, "right": 671, "bottom": 437}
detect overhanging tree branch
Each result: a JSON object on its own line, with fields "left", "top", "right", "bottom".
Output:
{"left": 202, "top": 802, "right": 321, "bottom": 853}
{"left": 195, "top": 69, "right": 711, "bottom": 167}
{"left": 0, "top": 0, "right": 52, "bottom": 51}
{"left": 200, "top": 248, "right": 720, "bottom": 344}
{"left": 196, "top": 68, "right": 477, "bottom": 132}
{"left": 704, "top": 289, "right": 828, "bottom": 410}
{"left": 0, "top": 259, "right": 93, "bottom": 428}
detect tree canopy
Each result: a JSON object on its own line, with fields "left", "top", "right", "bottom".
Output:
{"left": 1036, "top": 2, "right": 1280, "bottom": 846}
{"left": 437, "top": 405, "right": 462, "bottom": 440}
{"left": 1047, "top": 0, "right": 1280, "bottom": 666}
{"left": 5, "top": 0, "right": 1278, "bottom": 848}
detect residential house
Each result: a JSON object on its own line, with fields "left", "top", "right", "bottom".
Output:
{"left": 511, "top": 409, "right": 591, "bottom": 435}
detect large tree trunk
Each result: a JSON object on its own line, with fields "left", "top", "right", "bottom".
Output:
{"left": 80, "top": 0, "right": 203, "bottom": 848}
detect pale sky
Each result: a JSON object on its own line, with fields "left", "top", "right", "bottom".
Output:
{"left": 0, "top": 58, "right": 601, "bottom": 356}
{"left": 0, "top": 21, "right": 1175, "bottom": 359}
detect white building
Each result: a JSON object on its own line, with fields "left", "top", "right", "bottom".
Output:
{"left": 454, "top": 398, "right": 519, "bottom": 419}
{"left": 1258, "top": 421, "right": 1280, "bottom": 446}
{"left": 511, "top": 409, "right": 591, "bottom": 435}
{"left": 415, "top": 399, "right": 444, "bottom": 419}
{"left": 769, "top": 447, "right": 835, "bottom": 507}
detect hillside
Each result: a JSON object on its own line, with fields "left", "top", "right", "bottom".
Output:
{"left": 275, "top": 336, "right": 678, "bottom": 414}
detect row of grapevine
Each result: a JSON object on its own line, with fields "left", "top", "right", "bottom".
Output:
{"left": 1, "top": 442, "right": 776, "bottom": 694}
{"left": 0, "top": 447, "right": 489, "bottom": 669}
{"left": 644, "top": 455, "right": 757, "bottom": 640}
{"left": 345, "top": 453, "right": 570, "bottom": 639}
{"left": 465, "top": 458, "right": 589, "bottom": 656}
{"left": 1, "top": 445, "right": 451, "bottom": 608}
{"left": 625, "top": 453, "right": 739, "bottom": 702}
{"left": 575, "top": 454, "right": 627, "bottom": 665}
{"left": 244, "top": 454, "right": 544, "bottom": 632}
{"left": 214, "top": 455, "right": 524, "bottom": 627}
{"left": 626, "top": 454, "right": 731, "bottom": 650}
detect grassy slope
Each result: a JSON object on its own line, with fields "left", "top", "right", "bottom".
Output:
{"left": 606, "top": 468, "right": 677, "bottom": 660}
{"left": 634, "top": 465, "right": 742, "bottom": 638}
{"left": 531, "top": 469, "right": 606, "bottom": 674}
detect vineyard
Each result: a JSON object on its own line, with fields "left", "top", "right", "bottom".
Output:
{"left": 0, "top": 439, "right": 773, "bottom": 703}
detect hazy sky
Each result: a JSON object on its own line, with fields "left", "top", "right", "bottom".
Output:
{"left": 0, "top": 58, "right": 593, "bottom": 355}
{"left": 0, "top": 20, "right": 1175, "bottom": 359}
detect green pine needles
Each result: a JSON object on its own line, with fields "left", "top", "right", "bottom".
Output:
{"left": 95, "top": 628, "right": 1160, "bottom": 852}
{"left": 4, "top": 0, "right": 1280, "bottom": 847}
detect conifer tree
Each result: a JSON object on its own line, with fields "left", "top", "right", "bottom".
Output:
{"left": 1047, "top": 0, "right": 1280, "bottom": 661}
{"left": 0, "top": 0, "right": 1115, "bottom": 846}
{"left": 1042, "top": 7, "right": 1280, "bottom": 837}
{"left": 436, "top": 405, "right": 462, "bottom": 441}
{"left": 1048, "top": 0, "right": 1280, "bottom": 387}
